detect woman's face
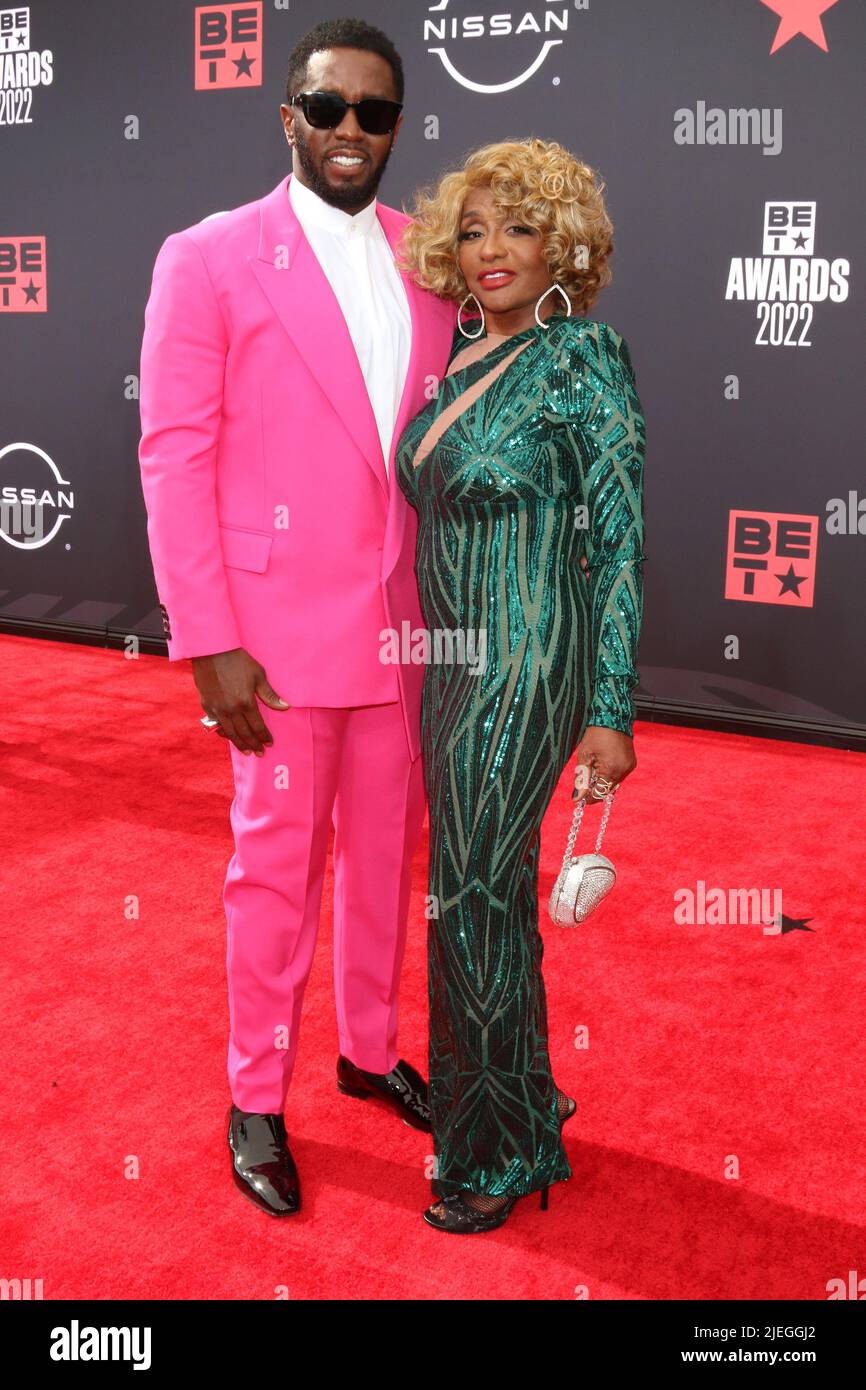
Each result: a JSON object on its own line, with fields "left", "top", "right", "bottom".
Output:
{"left": 457, "top": 185, "right": 552, "bottom": 317}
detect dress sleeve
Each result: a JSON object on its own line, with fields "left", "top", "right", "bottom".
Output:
{"left": 553, "top": 320, "right": 647, "bottom": 737}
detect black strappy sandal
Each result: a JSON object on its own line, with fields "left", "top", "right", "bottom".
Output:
{"left": 422, "top": 1186, "right": 549, "bottom": 1234}
{"left": 423, "top": 1089, "right": 576, "bottom": 1232}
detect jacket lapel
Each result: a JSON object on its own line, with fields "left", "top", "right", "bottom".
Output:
{"left": 375, "top": 199, "right": 425, "bottom": 477}
{"left": 374, "top": 199, "right": 429, "bottom": 580}
{"left": 248, "top": 173, "right": 389, "bottom": 498}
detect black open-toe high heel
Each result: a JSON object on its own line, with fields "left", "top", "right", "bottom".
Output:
{"left": 422, "top": 1185, "right": 551, "bottom": 1234}
{"left": 423, "top": 1089, "right": 574, "bottom": 1232}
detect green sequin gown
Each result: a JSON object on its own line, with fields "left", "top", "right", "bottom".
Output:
{"left": 395, "top": 313, "right": 646, "bottom": 1199}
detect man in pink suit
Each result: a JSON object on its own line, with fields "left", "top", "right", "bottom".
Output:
{"left": 138, "top": 19, "right": 457, "bottom": 1216}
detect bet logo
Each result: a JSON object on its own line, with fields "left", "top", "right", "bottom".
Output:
{"left": 725, "top": 510, "right": 818, "bottom": 606}
{"left": 194, "top": 2, "right": 262, "bottom": 90}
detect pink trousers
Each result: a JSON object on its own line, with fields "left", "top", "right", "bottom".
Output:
{"left": 223, "top": 700, "right": 426, "bottom": 1114}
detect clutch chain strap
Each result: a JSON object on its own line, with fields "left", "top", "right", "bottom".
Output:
{"left": 561, "top": 786, "right": 616, "bottom": 871}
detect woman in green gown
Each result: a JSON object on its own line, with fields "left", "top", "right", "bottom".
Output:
{"left": 394, "top": 138, "right": 646, "bottom": 1233}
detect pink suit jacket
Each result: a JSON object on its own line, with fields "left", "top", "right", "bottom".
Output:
{"left": 138, "top": 172, "right": 457, "bottom": 761}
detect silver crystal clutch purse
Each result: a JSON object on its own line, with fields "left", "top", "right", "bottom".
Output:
{"left": 548, "top": 787, "right": 617, "bottom": 926}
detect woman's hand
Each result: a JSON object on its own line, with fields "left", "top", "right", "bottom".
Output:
{"left": 573, "top": 725, "right": 636, "bottom": 803}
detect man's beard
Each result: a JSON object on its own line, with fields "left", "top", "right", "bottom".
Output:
{"left": 292, "top": 125, "right": 394, "bottom": 210}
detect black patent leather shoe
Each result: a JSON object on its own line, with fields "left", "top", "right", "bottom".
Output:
{"left": 336, "top": 1055, "right": 432, "bottom": 1132}
{"left": 228, "top": 1106, "right": 300, "bottom": 1216}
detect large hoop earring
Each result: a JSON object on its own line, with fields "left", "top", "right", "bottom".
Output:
{"left": 457, "top": 293, "right": 485, "bottom": 340}
{"left": 535, "top": 282, "right": 572, "bottom": 329}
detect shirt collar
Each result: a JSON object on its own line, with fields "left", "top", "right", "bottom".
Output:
{"left": 288, "top": 172, "right": 379, "bottom": 241}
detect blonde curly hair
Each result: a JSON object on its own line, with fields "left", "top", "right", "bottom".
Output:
{"left": 397, "top": 137, "right": 614, "bottom": 317}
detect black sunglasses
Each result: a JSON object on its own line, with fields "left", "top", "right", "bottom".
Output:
{"left": 290, "top": 90, "right": 403, "bottom": 136}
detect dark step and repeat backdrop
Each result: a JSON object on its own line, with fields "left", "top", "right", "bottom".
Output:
{"left": 1, "top": 0, "right": 863, "bottom": 741}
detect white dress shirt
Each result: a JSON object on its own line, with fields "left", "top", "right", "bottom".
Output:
{"left": 288, "top": 173, "right": 412, "bottom": 479}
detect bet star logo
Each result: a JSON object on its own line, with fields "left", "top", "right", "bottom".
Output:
{"left": 0, "top": 236, "right": 47, "bottom": 313}
{"left": 760, "top": 0, "right": 841, "bottom": 54}
{"left": 724, "top": 510, "right": 819, "bottom": 607}
{"left": 194, "top": 2, "right": 262, "bottom": 90}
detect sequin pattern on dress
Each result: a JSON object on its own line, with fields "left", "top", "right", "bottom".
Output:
{"left": 394, "top": 313, "right": 646, "bottom": 1199}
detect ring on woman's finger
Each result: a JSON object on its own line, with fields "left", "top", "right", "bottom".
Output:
{"left": 592, "top": 775, "right": 615, "bottom": 793}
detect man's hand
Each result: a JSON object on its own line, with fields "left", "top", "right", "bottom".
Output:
{"left": 192, "top": 649, "right": 289, "bottom": 755}
{"left": 573, "top": 726, "right": 636, "bottom": 803}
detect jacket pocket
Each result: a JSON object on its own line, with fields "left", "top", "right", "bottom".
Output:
{"left": 218, "top": 523, "right": 273, "bottom": 573}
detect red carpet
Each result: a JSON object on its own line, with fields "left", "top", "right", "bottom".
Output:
{"left": 1, "top": 633, "right": 864, "bottom": 1300}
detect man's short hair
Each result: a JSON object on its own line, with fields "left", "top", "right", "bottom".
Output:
{"left": 286, "top": 19, "right": 404, "bottom": 104}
